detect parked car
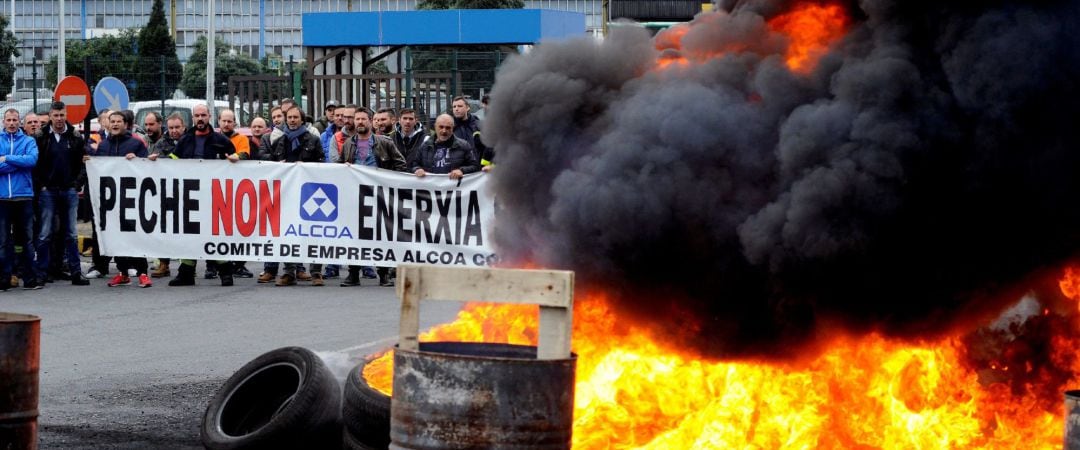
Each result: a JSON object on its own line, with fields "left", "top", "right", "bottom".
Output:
{"left": 0, "top": 99, "right": 54, "bottom": 117}
{"left": 7, "top": 88, "right": 53, "bottom": 102}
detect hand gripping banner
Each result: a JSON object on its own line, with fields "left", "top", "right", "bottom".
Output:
{"left": 86, "top": 159, "right": 497, "bottom": 267}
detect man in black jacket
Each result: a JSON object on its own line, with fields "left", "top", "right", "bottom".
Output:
{"left": 32, "top": 102, "right": 90, "bottom": 286}
{"left": 152, "top": 104, "right": 238, "bottom": 287}
{"left": 451, "top": 96, "right": 488, "bottom": 160}
{"left": 268, "top": 106, "right": 325, "bottom": 287}
{"left": 170, "top": 104, "right": 240, "bottom": 161}
{"left": 390, "top": 107, "right": 428, "bottom": 164}
{"left": 408, "top": 114, "right": 479, "bottom": 179}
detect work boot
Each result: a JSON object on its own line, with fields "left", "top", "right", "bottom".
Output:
{"left": 295, "top": 269, "right": 312, "bottom": 282}
{"left": 218, "top": 262, "right": 234, "bottom": 287}
{"left": 340, "top": 268, "right": 361, "bottom": 287}
{"left": 311, "top": 273, "right": 324, "bottom": 287}
{"left": 151, "top": 262, "right": 171, "bottom": 278}
{"left": 168, "top": 264, "right": 196, "bottom": 287}
{"left": 378, "top": 270, "right": 393, "bottom": 287}
{"left": 276, "top": 273, "right": 296, "bottom": 287}
{"left": 257, "top": 271, "right": 276, "bottom": 283}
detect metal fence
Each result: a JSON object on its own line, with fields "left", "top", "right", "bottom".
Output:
{"left": 0, "top": 55, "right": 190, "bottom": 118}
{"left": 0, "top": 48, "right": 508, "bottom": 126}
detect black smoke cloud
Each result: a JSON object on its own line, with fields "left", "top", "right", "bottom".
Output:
{"left": 484, "top": 0, "right": 1080, "bottom": 358}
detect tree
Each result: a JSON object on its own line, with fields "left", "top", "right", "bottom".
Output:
{"left": 180, "top": 36, "right": 262, "bottom": 99}
{"left": 136, "top": 0, "right": 183, "bottom": 101}
{"left": 0, "top": 15, "right": 20, "bottom": 100}
{"left": 46, "top": 29, "right": 141, "bottom": 89}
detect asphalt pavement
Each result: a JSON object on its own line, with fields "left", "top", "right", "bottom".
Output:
{"left": 0, "top": 257, "right": 464, "bottom": 449}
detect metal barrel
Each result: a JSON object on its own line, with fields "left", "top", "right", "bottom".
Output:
{"left": 390, "top": 342, "right": 576, "bottom": 450}
{"left": 1066, "top": 390, "right": 1080, "bottom": 449}
{"left": 0, "top": 313, "right": 41, "bottom": 450}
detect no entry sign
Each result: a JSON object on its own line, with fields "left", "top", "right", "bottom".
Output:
{"left": 54, "top": 76, "right": 92, "bottom": 123}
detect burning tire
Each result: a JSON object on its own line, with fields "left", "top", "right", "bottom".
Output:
{"left": 201, "top": 346, "right": 342, "bottom": 450}
{"left": 341, "top": 360, "right": 391, "bottom": 449}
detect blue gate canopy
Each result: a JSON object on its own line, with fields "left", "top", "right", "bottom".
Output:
{"left": 303, "top": 9, "right": 586, "bottom": 47}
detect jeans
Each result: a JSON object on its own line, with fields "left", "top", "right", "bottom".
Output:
{"left": 0, "top": 199, "right": 37, "bottom": 283}
{"left": 35, "top": 188, "right": 81, "bottom": 277}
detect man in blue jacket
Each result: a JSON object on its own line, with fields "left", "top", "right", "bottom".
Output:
{"left": 0, "top": 108, "right": 41, "bottom": 290}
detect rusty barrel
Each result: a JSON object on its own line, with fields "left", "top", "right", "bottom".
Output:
{"left": 1066, "top": 390, "right": 1080, "bottom": 449}
{"left": 390, "top": 342, "right": 576, "bottom": 450}
{"left": 0, "top": 313, "right": 41, "bottom": 449}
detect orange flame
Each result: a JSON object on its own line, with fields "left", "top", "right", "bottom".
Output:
{"left": 650, "top": 3, "right": 849, "bottom": 74}
{"left": 363, "top": 269, "right": 1080, "bottom": 448}
{"left": 768, "top": 3, "right": 850, "bottom": 73}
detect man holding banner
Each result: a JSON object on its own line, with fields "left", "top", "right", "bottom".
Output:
{"left": 409, "top": 114, "right": 479, "bottom": 180}
{"left": 93, "top": 111, "right": 151, "bottom": 288}
{"left": 156, "top": 104, "right": 238, "bottom": 287}
{"left": 269, "top": 106, "right": 325, "bottom": 287}
{"left": 337, "top": 107, "right": 408, "bottom": 287}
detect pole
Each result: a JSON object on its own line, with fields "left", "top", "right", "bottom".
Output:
{"left": 160, "top": 56, "right": 166, "bottom": 113}
{"left": 10, "top": 0, "right": 15, "bottom": 95}
{"left": 31, "top": 58, "right": 36, "bottom": 107}
{"left": 83, "top": 56, "right": 90, "bottom": 133}
{"left": 206, "top": 0, "right": 216, "bottom": 123}
{"left": 289, "top": 55, "right": 300, "bottom": 105}
{"left": 80, "top": 0, "right": 86, "bottom": 40}
{"left": 58, "top": 0, "right": 65, "bottom": 79}
{"left": 258, "top": 0, "right": 265, "bottom": 61}
{"left": 404, "top": 47, "right": 412, "bottom": 109}
{"left": 170, "top": 0, "right": 176, "bottom": 38}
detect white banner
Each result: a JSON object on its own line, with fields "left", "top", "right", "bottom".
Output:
{"left": 86, "top": 159, "right": 497, "bottom": 267}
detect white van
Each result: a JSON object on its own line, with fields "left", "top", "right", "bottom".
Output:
{"left": 129, "top": 99, "right": 231, "bottom": 129}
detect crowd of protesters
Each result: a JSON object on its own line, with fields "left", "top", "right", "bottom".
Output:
{"left": 0, "top": 95, "right": 490, "bottom": 291}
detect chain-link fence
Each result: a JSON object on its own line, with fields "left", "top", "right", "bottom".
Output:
{"left": 0, "top": 48, "right": 509, "bottom": 127}
{"left": 0, "top": 54, "right": 183, "bottom": 120}
{"left": 409, "top": 48, "right": 510, "bottom": 100}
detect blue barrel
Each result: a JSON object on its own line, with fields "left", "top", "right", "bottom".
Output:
{"left": 0, "top": 313, "right": 41, "bottom": 449}
{"left": 390, "top": 342, "right": 576, "bottom": 450}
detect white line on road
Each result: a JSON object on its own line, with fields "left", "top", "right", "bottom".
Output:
{"left": 330, "top": 336, "right": 396, "bottom": 354}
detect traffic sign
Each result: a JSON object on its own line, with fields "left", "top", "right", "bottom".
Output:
{"left": 93, "top": 77, "right": 129, "bottom": 114}
{"left": 54, "top": 76, "right": 92, "bottom": 123}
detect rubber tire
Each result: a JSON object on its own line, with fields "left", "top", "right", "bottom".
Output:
{"left": 341, "top": 361, "right": 391, "bottom": 449}
{"left": 201, "top": 346, "right": 343, "bottom": 450}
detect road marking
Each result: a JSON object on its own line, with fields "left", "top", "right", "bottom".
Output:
{"left": 330, "top": 337, "right": 396, "bottom": 354}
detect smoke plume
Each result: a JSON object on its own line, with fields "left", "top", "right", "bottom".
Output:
{"left": 485, "top": 0, "right": 1080, "bottom": 358}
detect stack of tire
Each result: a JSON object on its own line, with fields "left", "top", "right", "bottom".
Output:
{"left": 201, "top": 346, "right": 392, "bottom": 450}
{"left": 341, "top": 361, "right": 391, "bottom": 449}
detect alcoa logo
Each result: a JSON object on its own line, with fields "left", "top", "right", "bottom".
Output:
{"left": 299, "top": 183, "right": 338, "bottom": 222}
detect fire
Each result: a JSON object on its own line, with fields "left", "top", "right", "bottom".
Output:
{"left": 767, "top": 3, "right": 850, "bottom": 73}
{"left": 651, "top": 3, "right": 849, "bottom": 74}
{"left": 363, "top": 268, "right": 1080, "bottom": 448}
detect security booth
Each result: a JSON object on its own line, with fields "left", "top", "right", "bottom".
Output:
{"left": 235, "top": 9, "right": 585, "bottom": 125}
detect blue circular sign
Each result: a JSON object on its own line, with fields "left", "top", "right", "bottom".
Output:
{"left": 93, "top": 77, "right": 130, "bottom": 113}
